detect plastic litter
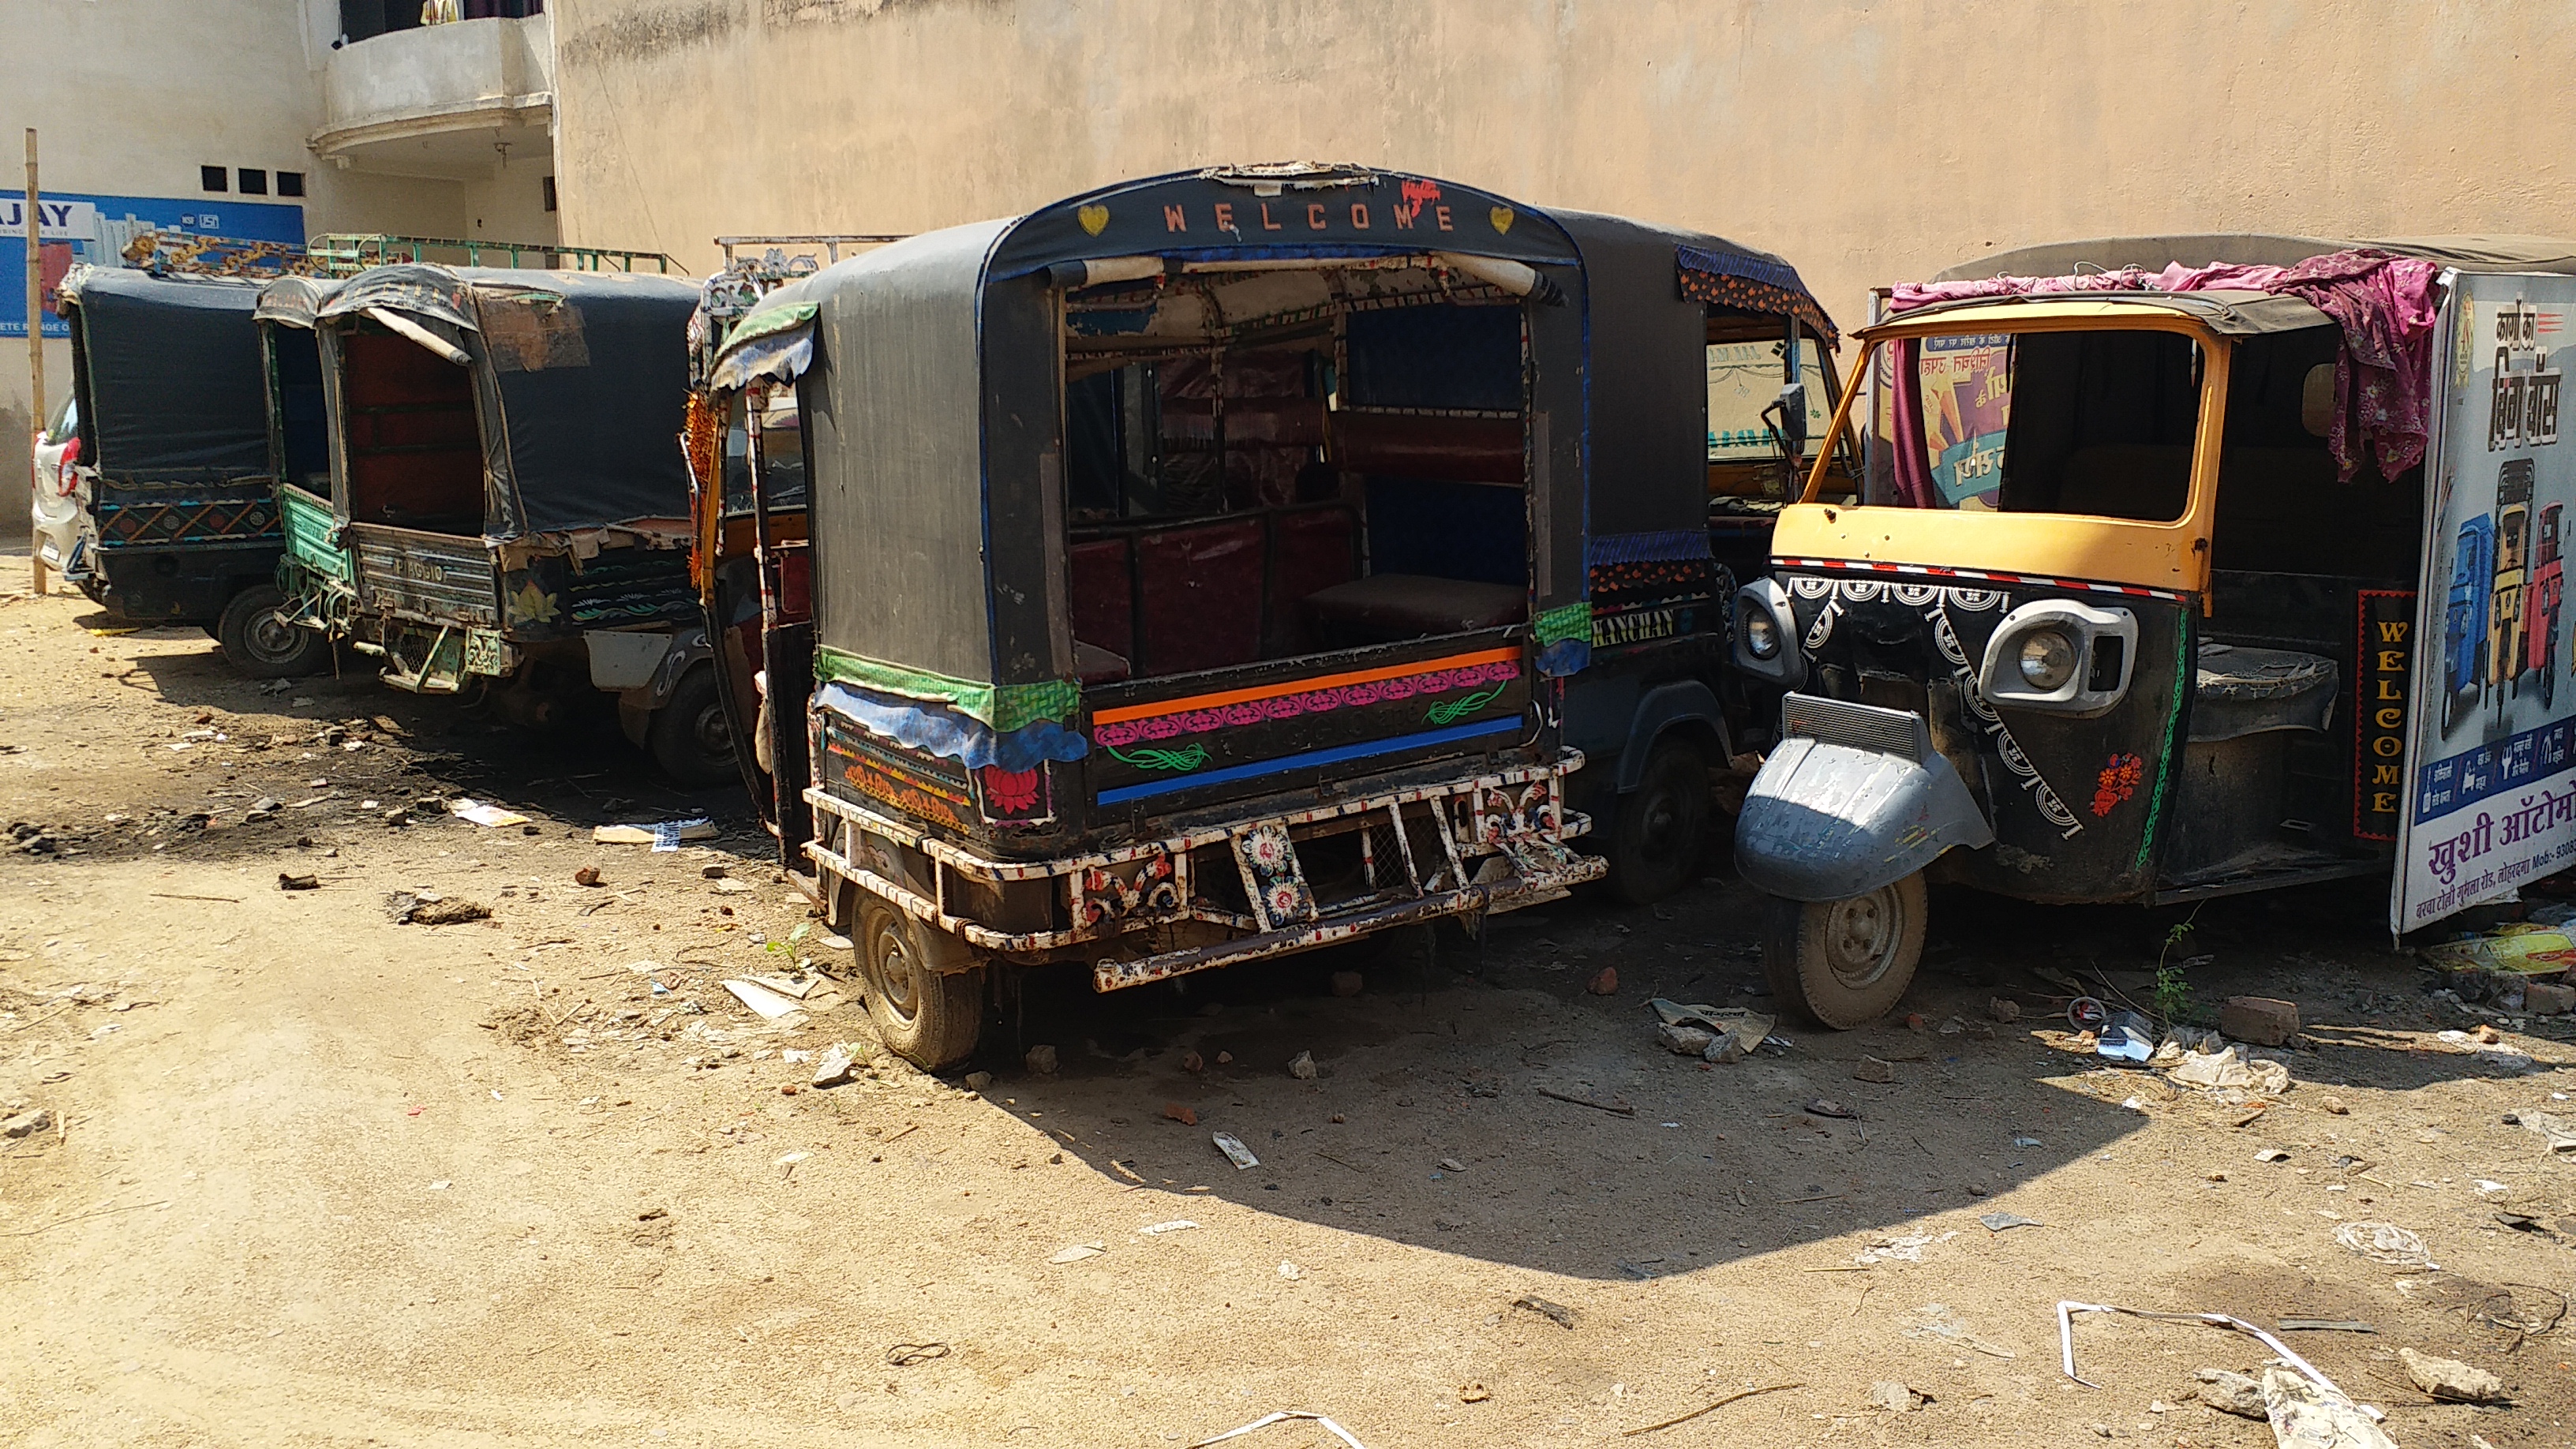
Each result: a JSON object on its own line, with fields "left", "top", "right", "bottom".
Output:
{"left": 1189, "top": 1410, "right": 1369, "bottom": 1449}
{"left": 1139, "top": 1219, "right": 1199, "bottom": 1235}
{"left": 1212, "top": 1133, "right": 1260, "bottom": 1170}
{"left": 1979, "top": 1211, "right": 2044, "bottom": 1232}
{"left": 2332, "top": 1221, "right": 2436, "bottom": 1268}
{"left": 1646, "top": 999, "right": 1774, "bottom": 1058}
{"left": 593, "top": 818, "right": 717, "bottom": 848}
{"left": 2169, "top": 1043, "right": 2292, "bottom": 1095}
{"left": 447, "top": 798, "right": 530, "bottom": 828}
{"left": 721, "top": 979, "right": 803, "bottom": 1020}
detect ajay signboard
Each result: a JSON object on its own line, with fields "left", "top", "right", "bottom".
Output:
{"left": 0, "top": 192, "right": 303, "bottom": 338}
{"left": 2395, "top": 273, "right": 2576, "bottom": 930}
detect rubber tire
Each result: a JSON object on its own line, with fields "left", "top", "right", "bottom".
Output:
{"left": 1761, "top": 871, "right": 1930, "bottom": 1029}
{"left": 1604, "top": 736, "right": 1711, "bottom": 905}
{"left": 217, "top": 584, "right": 331, "bottom": 679}
{"left": 854, "top": 896, "right": 985, "bottom": 1071}
{"left": 649, "top": 666, "right": 739, "bottom": 788}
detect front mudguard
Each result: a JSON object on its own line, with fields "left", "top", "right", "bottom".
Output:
{"left": 1734, "top": 737, "right": 1994, "bottom": 902}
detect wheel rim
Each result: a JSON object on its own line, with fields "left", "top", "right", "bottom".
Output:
{"left": 690, "top": 701, "right": 735, "bottom": 764}
{"left": 871, "top": 916, "right": 920, "bottom": 1023}
{"left": 245, "top": 607, "right": 309, "bottom": 665}
{"left": 1820, "top": 884, "right": 1906, "bottom": 991}
{"left": 1636, "top": 784, "right": 1683, "bottom": 859}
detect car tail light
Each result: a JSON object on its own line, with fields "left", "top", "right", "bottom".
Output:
{"left": 54, "top": 436, "right": 80, "bottom": 496}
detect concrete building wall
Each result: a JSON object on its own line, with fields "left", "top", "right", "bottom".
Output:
{"left": 552, "top": 0, "right": 2573, "bottom": 328}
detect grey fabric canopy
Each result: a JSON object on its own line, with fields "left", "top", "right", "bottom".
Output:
{"left": 1934, "top": 234, "right": 2576, "bottom": 283}
{"left": 58, "top": 266, "right": 271, "bottom": 484}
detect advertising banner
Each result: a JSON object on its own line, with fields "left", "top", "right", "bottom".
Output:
{"left": 2394, "top": 273, "right": 2576, "bottom": 930}
{"left": 0, "top": 193, "right": 304, "bottom": 338}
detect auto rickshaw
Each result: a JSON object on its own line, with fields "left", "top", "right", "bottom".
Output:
{"left": 47, "top": 266, "right": 331, "bottom": 676}
{"left": 254, "top": 275, "right": 352, "bottom": 648}
{"left": 2531, "top": 499, "right": 2564, "bottom": 707}
{"left": 1732, "top": 234, "right": 2576, "bottom": 1024}
{"left": 696, "top": 163, "right": 1845, "bottom": 1067}
{"left": 301, "top": 264, "right": 737, "bottom": 782}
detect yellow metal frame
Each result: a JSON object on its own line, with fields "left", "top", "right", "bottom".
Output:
{"left": 1780, "top": 299, "right": 2234, "bottom": 598}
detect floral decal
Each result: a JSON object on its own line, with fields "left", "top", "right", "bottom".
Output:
{"left": 2091, "top": 752, "right": 2145, "bottom": 818}
{"left": 505, "top": 580, "right": 560, "bottom": 627}
{"left": 980, "top": 766, "right": 1043, "bottom": 814}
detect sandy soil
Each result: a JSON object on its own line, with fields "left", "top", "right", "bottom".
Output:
{"left": 2, "top": 586, "right": 2573, "bottom": 1448}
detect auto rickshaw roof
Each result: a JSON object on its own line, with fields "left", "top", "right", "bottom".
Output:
{"left": 253, "top": 273, "right": 346, "bottom": 329}
{"left": 1859, "top": 290, "right": 2338, "bottom": 339}
{"left": 54, "top": 264, "right": 271, "bottom": 483}
{"left": 1934, "top": 234, "right": 2576, "bottom": 282}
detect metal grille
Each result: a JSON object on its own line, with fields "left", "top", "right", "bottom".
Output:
{"left": 1779, "top": 693, "right": 1930, "bottom": 761}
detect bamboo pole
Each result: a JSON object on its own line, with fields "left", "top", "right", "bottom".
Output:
{"left": 24, "top": 128, "right": 45, "bottom": 595}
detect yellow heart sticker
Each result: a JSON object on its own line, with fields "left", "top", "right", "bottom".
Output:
{"left": 1076, "top": 204, "right": 1111, "bottom": 238}
{"left": 1488, "top": 207, "right": 1515, "bottom": 235}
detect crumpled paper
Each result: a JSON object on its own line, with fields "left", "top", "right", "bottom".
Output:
{"left": 2167, "top": 1043, "right": 2291, "bottom": 1095}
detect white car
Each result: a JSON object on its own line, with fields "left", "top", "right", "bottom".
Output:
{"left": 29, "top": 394, "right": 91, "bottom": 583}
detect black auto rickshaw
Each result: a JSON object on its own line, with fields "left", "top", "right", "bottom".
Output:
{"left": 50, "top": 265, "right": 331, "bottom": 676}
{"left": 695, "top": 163, "right": 1848, "bottom": 1067}
{"left": 1732, "top": 234, "right": 2576, "bottom": 1025}
{"left": 303, "top": 264, "right": 736, "bottom": 781}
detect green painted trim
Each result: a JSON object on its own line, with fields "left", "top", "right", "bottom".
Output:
{"left": 1425, "top": 683, "right": 1506, "bottom": 725}
{"left": 1533, "top": 601, "right": 1593, "bottom": 647}
{"left": 812, "top": 645, "right": 1079, "bottom": 732}
{"left": 278, "top": 487, "right": 351, "bottom": 582}
{"left": 2132, "top": 607, "right": 2192, "bottom": 879}
{"left": 1106, "top": 743, "right": 1209, "bottom": 773}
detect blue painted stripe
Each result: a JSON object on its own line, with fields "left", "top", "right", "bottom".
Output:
{"left": 1095, "top": 717, "right": 1522, "bottom": 805}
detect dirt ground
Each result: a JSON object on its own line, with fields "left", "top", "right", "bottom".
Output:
{"left": 3, "top": 584, "right": 2574, "bottom": 1449}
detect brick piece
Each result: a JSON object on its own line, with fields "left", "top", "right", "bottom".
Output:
{"left": 2218, "top": 996, "right": 2301, "bottom": 1046}
{"left": 2525, "top": 980, "right": 2576, "bottom": 1015}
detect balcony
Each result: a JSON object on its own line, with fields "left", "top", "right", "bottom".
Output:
{"left": 313, "top": 13, "right": 554, "bottom": 179}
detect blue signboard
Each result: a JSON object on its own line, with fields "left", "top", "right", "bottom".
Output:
{"left": 0, "top": 192, "right": 305, "bottom": 337}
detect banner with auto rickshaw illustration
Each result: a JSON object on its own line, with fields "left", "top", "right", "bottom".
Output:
{"left": 2398, "top": 274, "right": 2574, "bottom": 928}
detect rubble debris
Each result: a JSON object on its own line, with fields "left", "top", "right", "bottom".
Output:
{"left": 1181, "top": 1050, "right": 1204, "bottom": 1073}
{"left": 1025, "top": 1044, "right": 1058, "bottom": 1075}
{"left": 1163, "top": 1103, "right": 1197, "bottom": 1126}
{"left": 2333, "top": 1221, "right": 2436, "bottom": 1268}
{"left": 276, "top": 873, "right": 318, "bottom": 891}
{"left": 1330, "top": 971, "right": 1363, "bottom": 998}
{"left": 2320, "top": 1096, "right": 2350, "bottom": 1115}
{"left": 1511, "top": 1294, "right": 1576, "bottom": 1329}
{"left": 1211, "top": 1133, "right": 1260, "bottom": 1170}
{"left": 1803, "top": 1098, "right": 1858, "bottom": 1120}
{"left": 1657, "top": 1022, "right": 1717, "bottom": 1056}
{"left": 962, "top": 1071, "right": 994, "bottom": 1092}
{"left": 1437, "top": 1157, "right": 1466, "bottom": 1173}
{"left": 1646, "top": 1000, "right": 1773, "bottom": 1058}
{"left": 1866, "top": 1381, "right": 1925, "bottom": 1413}
{"left": 1277, "top": 1261, "right": 1301, "bottom": 1280}
{"left": 2260, "top": 1367, "right": 2398, "bottom": 1449}
{"left": 1586, "top": 966, "right": 1619, "bottom": 996}
{"left": 701, "top": 863, "right": 728, "bottom": 880}
{"left": 1287, "top": 1050, "right": 1317, "bottom": 1080}
{"left": 2399, "top": 1347, "right": 2507, "bottom": 1403}
{"left": 2526, "top": 980, "right": 2574, "bottom": 1013}
{"left": 573, "top": 867, "right": 603, "bottom": 887}
{"left": 1987, "top": 998, "right": 2021, "bottom": 1024}
{"left": 2168, "top": 1043, "right": 2291, "bottom": 1095}
{"left": 386, "top": 891, "right": 490, "bottom": 925}
{"left": 2193, "top": 1368, "right": 2267, "bottom": 1418}
{"left": 447, "top": 799, "right": 530, "bottom": 829}
{"left": 1852, "top": 1056, "right": 1896, "bottom": 1084}
{"left": 2508, "top": 1108, "right": 2576, "bottom": 1153}
{"left": 2256, "top": 1148, "right": 2290, "bottom": 1163}
{"left": 1458, "top": 1382, "right": 1489, "bottom": 1404}
{"left": 593, "top": 817, "right": 718, "bottom": 848}
{"left": 721, "top": 979, "right": 803, "bottom": 1020}
{"left": 2, "top": 1107, "right": 51, "bottom": 1139}
{"left": 2216, "top": 996, "right": 2301, "bottom": 1046}
{"left": 811, "top": 1046, "right": 858, "bottom": 1088}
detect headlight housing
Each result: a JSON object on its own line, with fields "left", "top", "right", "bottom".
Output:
{"left": 2017, "top": 630, "right": 2077, "bottom": 691}
{"left": 1732, "top": 578, "right": 1806, "bottom": 688}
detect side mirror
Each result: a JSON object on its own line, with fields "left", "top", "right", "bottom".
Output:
{"left": 1769, "top": 381, "right": 1809, "bottom": 459}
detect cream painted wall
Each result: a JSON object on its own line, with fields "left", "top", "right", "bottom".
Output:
{"left": 552, "top": 0, "right": 2574, "bottom": 337}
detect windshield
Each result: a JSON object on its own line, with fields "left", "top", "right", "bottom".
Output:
{"left": 41, "top": 394, "right": 76, "bottom": 445}
{"left": 1870, "top": 327, "right": 2203, "bottom": 522}
{"left": 1708, "top": 337, "right": 1831, "bottom": 462}
{"left": 721, "top": 388, "right": 807, "bottom": 515}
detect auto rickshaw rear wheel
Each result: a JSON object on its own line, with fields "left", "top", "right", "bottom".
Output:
{"left": 218, "top": 584, "right": 331, "bottom": 679}
{"left": 1604, "top": 736, "right": 1711, "bottom": 905}
{"left": 649, "top": 665, "right": 739, "bottom": 787}
{"left": 853, "top": 895, "right": 986, "bottom": 1070}
{"left": 1761, "top": 871, "right": 1928, "bottom": 1029}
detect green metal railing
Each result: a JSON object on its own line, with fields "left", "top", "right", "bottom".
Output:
{"left": 308, "top": 234, "right": 683, "bottom": 277}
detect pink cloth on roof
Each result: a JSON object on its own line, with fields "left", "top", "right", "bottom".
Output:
{"left": 1890, "top": 250, "right": 2444, "bottom": 481}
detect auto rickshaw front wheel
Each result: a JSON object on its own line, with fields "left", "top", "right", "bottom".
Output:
{"left": 649, "top": 665, "right": 740, "bottom": 787}
{"left": 1604, "top": 736, "right": 1711, "bottom": 905}
{"left": 1761, "top": 871, "right": 1928, "bottom": 1029}
{"left": 853, "top": 896, "right": 986, "bottom": 1071}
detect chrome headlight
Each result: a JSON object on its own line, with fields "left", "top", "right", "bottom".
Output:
{"left": 2016, "top": 629, "right": 2077, "bottom": 691}
{"left": 1744, "top": 611, "right": 1781, "bottom": 660}
{"left": 1979, "top": 601, "right": 2140, "bottom": 716}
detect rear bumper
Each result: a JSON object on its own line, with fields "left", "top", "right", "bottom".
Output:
{"left": 807, "top": 749, "right": 1601, "bottom": 990}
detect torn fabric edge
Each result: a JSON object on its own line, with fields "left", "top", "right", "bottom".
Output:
{"left": 708, "top": 304, "right": 818, "bottom": 391}
{"left": 817, "top": 680, "right": 1090, "bottom": 773}
{"left": 492, "top": 520, "right": 694, "bottom": 573}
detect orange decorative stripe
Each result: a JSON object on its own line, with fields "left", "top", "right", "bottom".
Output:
{"left": 1093, "top": 646, "right": 1521, "bottom": 726}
